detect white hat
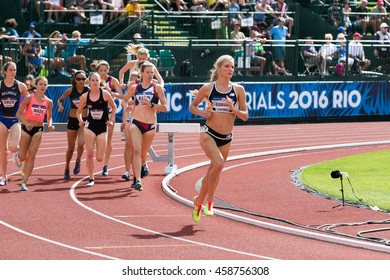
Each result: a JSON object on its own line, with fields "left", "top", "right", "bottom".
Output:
{"left": 133, "top": 33, "right": 142, "bottom": 39}
{"left": 380, "top": 22, "right": 389, "bottom": 29}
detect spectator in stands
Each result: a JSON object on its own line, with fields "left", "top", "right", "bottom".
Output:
{"left": 341, "top": 1, "right": 352, "bottom": 32}
{"left": 352, "top": 0, "right": 374, "bottom": 36}
{"left": 254, "top": 0, "right": 276, "bottom": 31}
{"left": 272, "top": 0, "right": 294, "bottom": 35}
{"left": 78, "top": 1, "right": 99, "bottom": 19}
{"left": 301, "top": 36, "right": 326, "bottom": 76}
{"left": 228, "top": 0, "right": 242, "bottom": 26}
{"left": 0, "top": 28, "right": 13, "bottom": 67}
{"left": 230, "top": 20, "right": 246, "bottom": 54}
{"left": 189, "top": 0, "right": 207, "bottom": 11}
{"left": 374, "top": 22, "right": 390, "bottom": 73}
{"left": 97, "top": 0, "right": 117, "bottom": 22}
{"left": 64, "top": 0, "right": 89, "bottom": 23}
{"left": 63, "top": 30, "right": 96, "bottom": 72}
{"left": 371, "top": 0, "right": 388, "bottom": 33}
{"left": 268, "top": 17, "right": 289, "bottom": 75}
{"left": 253, "top": 31, "right": 275, "bottom": 75}
{"left": 36, "top": 1, "right": 56, "bottom": 23}
{"left": 21, "top": 22, "right": 41, "bottom": 39}
{"left": 319, "top": 33, "right": 338, "bottom": 74}
{"left": 170, "top": 0, "right": 188, "bottom": 11}
{"left": 125, "top": 0, "right": 145, "bottom": 35}
{"left": 328, "top": 0, "right": 342, "bottom": 27}
{"left": 335, "top": 33, "right": 354, "bottom": 71}
{"left": 246, "top": 30, "right": 266, "bottom": 76}
{"left": 208, "top": 0, "right": 229, "bottom": 11}
{"left": 348, "top": 32, "right": 371, "bottom": 73}
{"left": 43, "top": 30, "right": 66, "bottom": 74}
{"left": 337, "top": 26, "right": 347, "bottom": 37}
{"left": 4, "top": 18, "right": 20, "bottom": 38}
{"left": 133, "top": 32, "right": 143, "bottom": 45}
{"left": 21, "top": 34, "right": 53, "bottom": 73}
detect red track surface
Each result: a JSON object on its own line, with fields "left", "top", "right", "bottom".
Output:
{"left": 1, "top": 122, "right": 390, "bottom": 260}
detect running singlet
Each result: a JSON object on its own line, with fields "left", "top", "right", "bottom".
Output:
{"left": 207, "top": 82, "right": 238, "bottom": 113}
{"left": 0, "top": 80, "right": 22, "bottom": 117}
{"left": 86, "top": 88, "right": 108, "bottom": 125}
{"left": 104, "top": 76, "right": 116, "bottom": 92}
{"left": 25, "top": 94, "right": 48, "bottom": 123}
{"left": 134, "top": 82, "right": 159, "bottom": 106}
{"left": 70, "top": 85, "right": 89, "bottom": 109}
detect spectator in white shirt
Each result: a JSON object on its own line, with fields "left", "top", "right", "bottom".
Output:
{"left": 348, "top": 32, "right": 370, "bottom": 72}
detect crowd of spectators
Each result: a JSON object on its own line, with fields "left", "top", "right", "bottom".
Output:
{"left": 6, "top": 0, "right": 390, "bottom": 77}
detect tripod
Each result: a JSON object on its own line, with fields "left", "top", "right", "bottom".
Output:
{"left": 332, "top": 176, "right": 345, "bottom": 209}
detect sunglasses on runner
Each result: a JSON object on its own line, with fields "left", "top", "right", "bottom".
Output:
{"left": 76, "top": 77, "right": 86, "bottom": 81}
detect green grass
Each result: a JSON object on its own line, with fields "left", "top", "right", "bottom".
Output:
{"left": 300, "top": 150, "right": 390, "bottom": 211}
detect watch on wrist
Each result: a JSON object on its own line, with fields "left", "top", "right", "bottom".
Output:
{"left": 151, "top": 102, "right": 155, "bottom": 108}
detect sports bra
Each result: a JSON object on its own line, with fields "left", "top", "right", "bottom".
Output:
{"left": 207, "top": 82, "right": 238, "bottom": 113}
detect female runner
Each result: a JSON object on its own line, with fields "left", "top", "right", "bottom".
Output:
{"left": 118, "top": 45, "right": 164, "bottom": 87}
{"left": 57, "top": 70, "right": 89, "bottom": 179}
{"left": 16, "top": 76, "right": 55, "bottom": 191}
{"left": 96, "top": 60, "right": 122, "bottom": 176}
{"left": 189, "top": 55, "right": 248, "bottom": 222}
{"left": 0, "top": 62, "right": 28, "bottom": 186}
{"left": 123, "top": 61, "right": 167, "bottom": 191}
{"left": 76, "top": 72, "right": 116, "bottom": 187}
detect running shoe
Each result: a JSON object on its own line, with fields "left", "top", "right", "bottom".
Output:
{"left": 102, "top": 165, "right": 108, "bottom": 176}
{"left": 122, "top": 172, "right": 131, "bottom": 181}
{"left": 192, "top": 196, "right": 202, "bottom": 222}
{"left": 86, "top": 179, "right": 95, "bottom": 187}
{"left": 131, "top": 180, "right": 143, "bottom": 191}
{"left": 13, "top": 152, "right": 22, "bottom": 168}
{"left": 64, "top": 169, "right": 71, "bottom": 180}
{"left": 141, "top": 164, "right": 149, "bottom": 178}
{"left": 21, "top": 183, "right": 28, "bottom": 191}
{"left": 0, "top": 178, "right": 8, "bottom": 186}
{"left": 121, "top": 133, "right": 126, "bottom": 141}
{"left": 73, "top": 160, "right": 81, "bottom": 175}
{"left": 204, "top": 200, "right": 214, "bottom": 216}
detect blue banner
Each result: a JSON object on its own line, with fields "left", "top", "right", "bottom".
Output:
{"left": 46, "top": 81, "right": 390, "bottom": 123}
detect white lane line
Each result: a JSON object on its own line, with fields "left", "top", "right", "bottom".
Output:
{"left": 0, "top": 221, "right": 119, "bottom": 260}
{"left": 69, "top": 170, "right": 276, "bottom": 260}
{"left": 162, "top": 142, "right": 390, "bottom": 255}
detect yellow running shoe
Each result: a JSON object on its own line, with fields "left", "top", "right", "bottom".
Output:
{"left": 192, "top": 196, "right": 202, "bottom": 222}
{"left": 204, "top": 200, "right": 214, "bottom": 216}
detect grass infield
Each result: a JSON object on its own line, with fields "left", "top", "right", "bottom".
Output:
{"left": 300, "top": 150, "right": 390, "bottom": 212}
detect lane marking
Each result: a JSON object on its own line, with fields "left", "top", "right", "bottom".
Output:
{"left": 0, "top": 220, "right": 119, "bottom": 260}
{"left": 162, "top": 142, "right": 390, "bottom": 255}
{"left": 85, "top": 244, "right": 200, "bottom": 250}
{"left": 69, "top": 171, "right": 276, "bottom": 260}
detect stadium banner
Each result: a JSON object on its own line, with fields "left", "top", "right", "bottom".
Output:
{"left": 47, "top": 81, "right": 389, "bottom": 123}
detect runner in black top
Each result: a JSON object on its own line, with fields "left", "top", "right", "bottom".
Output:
{"left": 57, "top": 70, "right": 89, "bottom": 180}
{"left": 77, "top": 72, "right": 116, "bottom": 187}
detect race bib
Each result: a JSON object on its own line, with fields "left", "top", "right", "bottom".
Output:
{"left": 90, "top": 109, "right": 104, "bottom": 120}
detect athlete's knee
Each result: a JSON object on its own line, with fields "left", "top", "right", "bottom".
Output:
{"left": 8, "top": 143, "right": 18, "bottom": 153}
{"left": 86, "top": 152, "right": 94, "bottom": 159}
{"left": 212, "top": 158, "right": 225, "bottom": 171}
{"left": 96, "top": 156, "right": 103, "bottom": 162}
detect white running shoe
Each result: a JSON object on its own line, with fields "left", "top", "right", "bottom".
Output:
{"left": 86, "top": 179, "right": 95, "bottom": 187}
{"left": 0, "top": 178, "right": 8, "bottom": 186}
